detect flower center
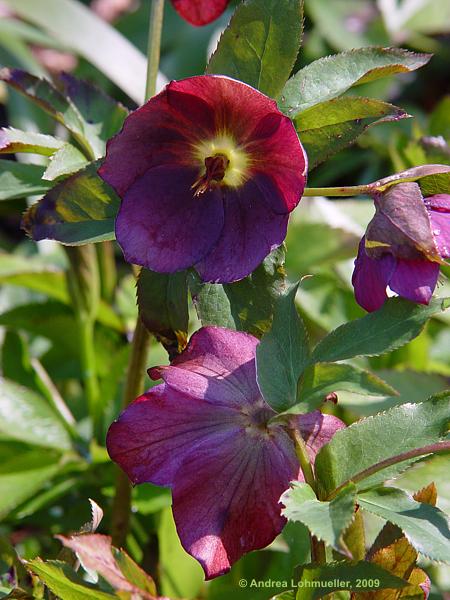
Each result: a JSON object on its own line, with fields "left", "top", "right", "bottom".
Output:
{"left": 191, "top": 153, "right": 229, "bottom": 196}
{"left": 191, "top": 134, "right": 250, "bottom": 196}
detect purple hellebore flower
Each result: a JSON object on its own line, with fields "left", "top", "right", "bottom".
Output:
{"left": 107, "top": 326, "right": 344, "bottom": 579}
{"left": 98, "top": 75, "right": 307, "bottom": 283}
{"left": 352, "top": 182, "right": 450, "bottom": 312}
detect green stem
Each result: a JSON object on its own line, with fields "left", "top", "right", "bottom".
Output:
{"left": 289, "top": 427, "right": 327, "bottom": 564}
{"left": 111, "top": 0, "right": 164, "bottom": 547}
{"left": 327, "top": 440, "right": 450, "bottom": 501}
{"left": 96, "top": 241, "right": 117, "bottom": 303}
{"left": 111, "top": 316, "right": 151, "bottom": 547}
{"left": 78, "top": 315, "right": 101, "bottom": 432}
{"left": 145, "top": 0, "right": 165, "bottom": 102}
{"left": 303, "top": 185, "right": 371, "bottom": 198}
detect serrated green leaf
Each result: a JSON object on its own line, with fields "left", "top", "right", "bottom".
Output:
{"left": 294, "top": 561, "right": 409, "bottom": 599}
{"left": 22, "top": 161, "right": 120, "bottom": 245}
{"left": 295, "top": 97, "right": 409, "bottom": 169}
{"left": 315, "top": 394, "right": 450, "bottom": 497}
{"left": 0, "top": 378, "right": 71, "bottom": 450}
{"left": 281, "top": 481, "right": 356, "bottom": 553}
{"left": 300, "top": 363, "right": 399, "bottom": 405}
{"left": 358, "top": 487, "right": 450, "bottom": 563}
{"left": 0, "top": 159, "right": 51, "bottom": 200}
{"left": 310, "top": 297, "right": 450, "bottom": 364}
{"left": 137, "top": 269, "right": 189, "bottom": 358}
{"left": 279, "top": 47, "right": 430, "bottom": 117}
{"left": 207, "top": 0, "right": 303, "bottom": 97}
{"left": 43, "top": 144, "right": 88, "bottom": 181}
{"left": 256, "top": 283, "right": 310, "bottom": 412}
{"left": 0, "top": 127, "right": 65, "bottom": 156}
{"left": 26, "top": 560, "right": 116, "bottom": 600}
{"left": 189, "top": 246, "right": 287, "bottom": 338}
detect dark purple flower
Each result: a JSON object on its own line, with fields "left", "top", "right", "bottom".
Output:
{"left": 352, "top": 182, "right": 450, "bottom": 312}
{"left": 170, "top": 0, "right": 229, "bottom": 26}
{"left": 98, "top": 75, "right": 307, "bottom": 283}
{"left": 107, "top": 327, "right": 344, "bottom": 579}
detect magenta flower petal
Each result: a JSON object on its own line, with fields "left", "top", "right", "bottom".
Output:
{"left": 99, "top": 75, "right": 307, "bottom": 283}
{"left": 425, "top": 194, "right": 450, "bottom": 258}
{"left": 352, "top": 238, "right": 395, "bottom": 312}
{"left": 170, "top": 0, "right": 229, "bottom": 26}
{"left": 115, "top": 166, "right": 224, "bottom": 272}
{"left": 194, "top": 182, "right": 289, "bottom": 283}
{"left": 389, "top": 258, "right": 440, "bottom": 305}
{"left": 107, "top": 327, "right": 344, "bottom": 579}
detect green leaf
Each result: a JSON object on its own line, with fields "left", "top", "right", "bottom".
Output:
{"left": 22, "top": 161, "right": 120, "bottom": 245}
{"left": 137, "top": 269, "right": 189, "bottom": 358}
{"left": 26, "top": 560, "right": 116, "bottom": 600}
{"left": 314, "top": 393, "right": 450, "bottom": 497}
{"left": 279, "top": 47, "right": 431, "bottom": 117}
{"left": 0, "top": 69, "right": 128, "bottom": 159}
{"left": 0, "top": 448, "right": 62, "bottom": 518}
{"left": 0, "top": 159, "right": 51, "bottom": 200}
{"left": 358, "top": 486, "right": 450, "bottom": 563}
{"left": 256, "top": 283, "right": 310, "bottom": 412}
{"left": 0, "top": 127, "right": 65, "bottom": 156}
{"left": 207, "top": 0, "right": 303, "bottom": 97}
{"left": 43, "top": 144, "right": 88, "bottom": 181}
{"left": 295, "top": 97, "right": 409, "bottom": 169}
{"left": 281, "top": 481, "right": 356, "bottom": 553}
{"left": 189, "top": 246, "right": 287, "bottom": 338}
{"left": 294, "top": 561, "right": 409, "bottom": 599}
{"left": 300, "top": 363, "right": 399, "bottom": 405}
{"left": 1, "top": 0, "right": 154, "bottom": 104}
{"left": 0, "top": 378, "right": 71, "bottom": 450}
{"left": 310, "top": 297, "right": 450, "bottom": 364}
{"left": 430, "top": 96, "right": 450, "bottom": 140}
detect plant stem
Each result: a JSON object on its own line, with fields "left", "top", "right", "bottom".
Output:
{"left": 145, "top": 0, "right": 165, "bottom": 101}
{"left": 327, "top": 440, "right": 450, "bottom": 501}
{"left": 303, "top": 185, "right": 371, "bottom": 198}
{"left": 111, "top": 0, "right": 165, "bottom": 547}
{"left": 79, "top": 315, "right": 101, "bottom": 431}
{"left": 289, "top": 427, "right": 327, "bottom": 564}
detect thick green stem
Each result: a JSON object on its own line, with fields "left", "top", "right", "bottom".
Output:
{"left": 97, "top": 241, "right": 117, "bottom": 303}
{"left": 111, "top": 0, "right": 164, "bottom": 548}
{"left": 303, "top": 185, "right": 371, "bottom": 198}
{"left": 145, "top": 0, "right": 165, "bottom": 101}
{"left": 289, "top": 427, "right": 327, "bottom": 564}
{"left": 78, "top": 315, "right": 101, "bottom": 432}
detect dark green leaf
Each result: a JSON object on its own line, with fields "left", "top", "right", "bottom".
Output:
{"left": 189, "top": 246, "right": 287, "bottom": 338}
{"left": 0, "top": 159, "right": 51, "bottom": 200}
{"left": 311, "top": 297, "right": 450, "bottom": 364}
{"left": 26, "top": 560, "right": 116, "bottom": 600}
{"left": 0, "top": 127, "right": 65, "bottom": 156}
{"left": 281, "top": 481, "right": 356, "bottom": 553}
{"left": 279, "top": 47, "right": 431, "bottom": 117}
{"left": 315, "top": 393, "right": 450, "bottom": 497}
{"left": 300, "top": 363, "right": 399, "bottom": 405}
{"left": 207, "top": 0, "right": 303, "bottom": 97}
{"left": 358, "top": 486, "right": 450, "bottom": 563}
{"left": 256, "top": 283, "right": 310, "bottom": 412}
{"left": 0, "top": 378, "right": 71, "bottom": 450}
{"left": 294, "top": 561, "right": 409, "bottom": 599}
{"left": 296, "top": 97, "right": 409, "bottom": 169}
{"left": 22, "top": 161, "right": 120, "bottom": 245}
{"left": 137, "top": 269, "right": 189, "bottom": 358}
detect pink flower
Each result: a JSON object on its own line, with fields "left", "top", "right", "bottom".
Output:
{"left": 170, "top": 0, "right": 229, "bottom": 26}
{"left": 107, "top": 327, "right": 344, "bottom": 579}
